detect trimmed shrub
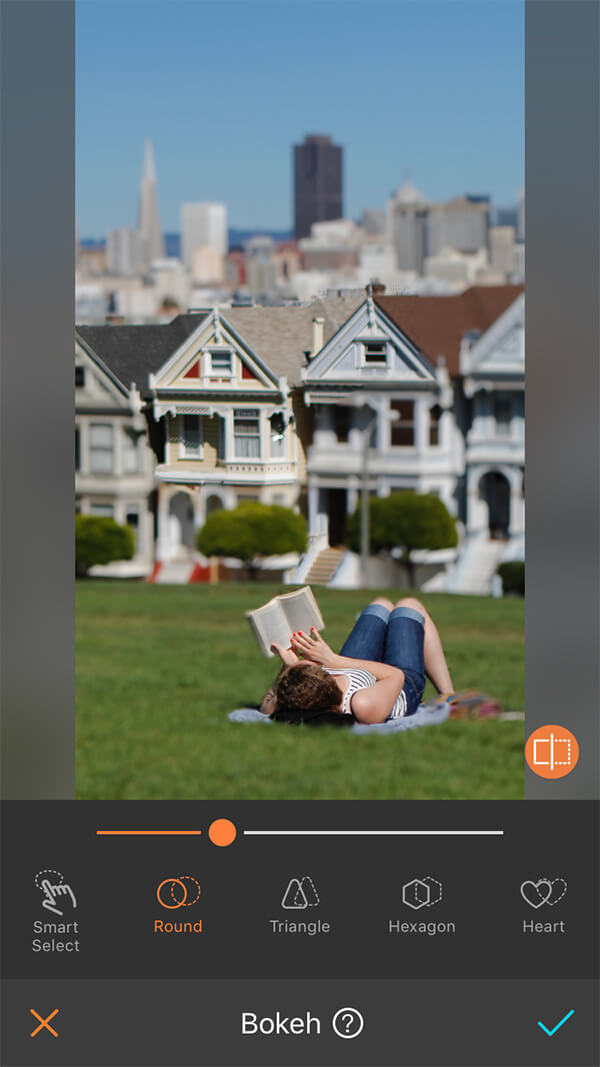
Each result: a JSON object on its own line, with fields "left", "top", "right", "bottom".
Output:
{"left": 346, "top": 491, "right": 458, "bottom": 586}
{"left": 75, "top": 515, "right": 135, "bottom": 577}
{"left": 497, "top": 560, "right": 525, "bottom": 596}
{"left": 196, "top": 502, "right": 307, "bottom": 576}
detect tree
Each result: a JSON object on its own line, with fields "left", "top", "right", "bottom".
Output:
{"left": 75, "top": 515, "right": 135, "bottom": 578}
{"left": 346, "top": 491, "right": 458, "bottom": 587}
{"left": 196, "top": 502, "right": 307, "bottom": 578}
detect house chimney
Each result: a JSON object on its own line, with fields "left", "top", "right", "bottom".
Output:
{"left": 311, "top": 316, "right": 325, "bottom": 356}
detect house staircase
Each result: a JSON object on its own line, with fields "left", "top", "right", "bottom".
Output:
{"left": 149, "top": 550, "right": 212, "bottom": 585}
{"left": 447, "top": 537, "right": 508, "bottom": 595}
{"left": 305, "top": 547, "right": 346, "bottom": 586}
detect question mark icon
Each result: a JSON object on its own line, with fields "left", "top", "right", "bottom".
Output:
{"left": 332, "top": 1007, "right": 364, "bottom": 1039}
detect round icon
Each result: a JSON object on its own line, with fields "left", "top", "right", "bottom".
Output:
{"left": 525, "top": 724, "right": 579, "bottom": 779}
{"left": 156, "top": 876, "right": 201, "bottom": 909}
{"left": 331, "top": 1007, "right": 364, "bottom": 1040}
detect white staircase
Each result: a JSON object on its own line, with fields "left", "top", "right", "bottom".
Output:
{"left": 152, "top": 549, "right": 201, "bottom": 584}
{"left": 448, "top": 537, "right": 508, "bottom": 595}
{"left": 305, "top": 547, "right": 346, "bottom": 586}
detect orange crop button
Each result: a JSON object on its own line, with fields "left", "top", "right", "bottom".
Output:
{"left": 208, "top": 819, "right": 237, "bottom": 846}
{"left": 525, "top": 725, "right": 579, "bottom": 779}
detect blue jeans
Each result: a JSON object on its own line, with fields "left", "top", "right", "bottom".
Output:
{"left": 338, "top": 603, "right": 426, "bottom": 716}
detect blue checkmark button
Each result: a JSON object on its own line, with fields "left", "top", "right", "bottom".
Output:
{"left": 537, "top": 1009, "right": 575, "bottom": 1036}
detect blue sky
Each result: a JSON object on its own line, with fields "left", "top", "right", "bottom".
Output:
{"left": 76, "top": 0, "right": 524, "bottom": 237}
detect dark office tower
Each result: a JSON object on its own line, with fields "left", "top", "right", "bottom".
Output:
{"left": 294, "top": 134, "right": 343, "bottom": 239}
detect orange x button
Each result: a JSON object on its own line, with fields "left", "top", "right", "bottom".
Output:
{"left": 30, "top": 1008, "right": 59, "bottom": 1037}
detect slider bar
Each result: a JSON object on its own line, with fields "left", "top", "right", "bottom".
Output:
{"left": 244, "top": 829, "right": 504, "bottom": 836}
{"left": 96, "top": 830, "right": 202, "bottom": 836}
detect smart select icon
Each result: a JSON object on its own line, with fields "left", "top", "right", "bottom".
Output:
{"left": 34, "top": 871, "right": 77, "bottom": 917}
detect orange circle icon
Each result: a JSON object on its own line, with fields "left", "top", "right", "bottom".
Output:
{"left": 525, "top": 724, "right": 579, "bottom": 779}
{"left": 156, "top": 877, "right": 188, "bottom": 908}
{"left": 208, "top": 818, "right": 237, "bottom": 846}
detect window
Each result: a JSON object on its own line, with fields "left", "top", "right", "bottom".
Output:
{"left": 216, "top": 416, "right": 226, "bottom": 461}
{"left": 126, "top": 507, "right": 139, "bottom": 548}
{"left": 75, "top": 366, "right": 85, "bottom": 388}
{"left": 209, "top": 350, "right": 233, "bottom": 377}
{"left": 123, "top": 428, "right": 140, "bottom": 473}
{"left": 90, "top": 423, "right": 114, "bottom": 472}
{"left": 390, "top": 400, "right": 415, "bottom": 446}
{"left": 493, "top": 393, "right": 512, "bottom": 436}
{"left": 333, "top": 406, "right": 351, "bottom": 443}
{"left": 363, "top": 341, "right": 387, "bottom": 364}
{"left": 234, "top": 408, "right": 261, "bottom": 458}
{"left": 180, "top": 414, "right": 203, "bottom": 458}
{"left": 429, "top": 404, "right": 442, "bottom": 446}
{"left": 75, "top": 427, "right": 81, "bottom": 471}
{"left": 90, "top": 503, "right": 114, "bottom": 517}
{"left": 269, "top": 413, "right": 286, "bottom": 458}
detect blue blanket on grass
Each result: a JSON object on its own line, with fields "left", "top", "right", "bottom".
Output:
{"left": 228, "top": 700, "right": 451, "bottom": 733}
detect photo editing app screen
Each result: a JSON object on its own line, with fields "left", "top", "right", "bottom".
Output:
{"left": 1, "top": 2, "right": 599, "bottom": 1065}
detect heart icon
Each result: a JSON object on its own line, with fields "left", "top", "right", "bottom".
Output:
{"left": 547, "top": 878, "right": 568, "bottom": 906}
{"left": 520, "top": 879, "right": 553, "bottom": 908}
{"left": 520, "top": 878, "right": 567, "bottom": 908}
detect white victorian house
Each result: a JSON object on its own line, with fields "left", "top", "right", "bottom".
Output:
{"left": 301, "top": 290, "right": 457, "bottom": 543}
{"left": 448, "top": 291, "right": 525, "bottom": 592}
{"left": 75, "top": 332, "right": 158, "bottom": 576}
{"left": 297, "top": 284, "right": 524, "bottom": 592}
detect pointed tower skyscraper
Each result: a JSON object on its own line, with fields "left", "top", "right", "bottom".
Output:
{"left": 138, "top": 138, "right": 165, "bottom": 270}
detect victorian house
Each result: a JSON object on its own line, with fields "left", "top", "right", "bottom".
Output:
{"left": 76, "top": 295, "right": 362, "bottom": 577}
{"left": 299, "top": 284, "right": 524, "bottom": 591}
{"left": 75, "top": 329, "right": 159, "bottom": 576}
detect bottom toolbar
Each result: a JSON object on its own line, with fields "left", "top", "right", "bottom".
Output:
{"left": 3, "top": 977, "right": 598, "bottom": 1066}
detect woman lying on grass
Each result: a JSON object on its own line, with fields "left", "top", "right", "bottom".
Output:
{"left": 259, "top": 597, "right": 454, "bottom": 726}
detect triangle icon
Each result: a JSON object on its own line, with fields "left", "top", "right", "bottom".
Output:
{"left": 299, "top": 875, "right": 320, "bottom": 907}
{"left": 281, "top": 878, "right": 308, "bottom": 909}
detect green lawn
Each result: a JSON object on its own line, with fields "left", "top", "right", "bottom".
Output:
{"left": 76, "top": 583, "right": 525, "bottom": 800}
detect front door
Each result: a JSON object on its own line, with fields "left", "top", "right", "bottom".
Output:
{"left": 326, "top": 488, "right": 348, "bottom": 547}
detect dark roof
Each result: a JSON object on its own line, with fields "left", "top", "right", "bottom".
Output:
{"left": 376, "top": 285, "right": 524, "bottom": 376}
{"left": 76, "top": 313, "right": 208, "bottom": 396}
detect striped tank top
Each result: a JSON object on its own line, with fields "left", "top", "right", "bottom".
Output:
{"left": 325, "top": 668, "right": 407, "bottom": 720}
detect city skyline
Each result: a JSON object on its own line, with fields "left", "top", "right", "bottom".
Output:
{"left": 76, "top": 0, "right": 524, "bottom": 238}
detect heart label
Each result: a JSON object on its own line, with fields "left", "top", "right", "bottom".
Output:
{"left": 520, "top": 878, "right": 568, "bottom": 908}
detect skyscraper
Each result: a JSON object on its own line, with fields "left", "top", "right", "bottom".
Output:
{"left": 427, "top": 196, "right": 489, "bottom": 256}
{"left": 181, "top": 202, "right": 228, "bottom": 273}
{"left": 106, "top": 226, "right": 143, "bottom": 276}
{"left": 387, "top": 177, "right": 429, "bottom": 273}
{"left": 294, "top": 134, "right": 343, "bottom": 240}
{"left": 137, "top": 139, "right": 165, "bottom": 271}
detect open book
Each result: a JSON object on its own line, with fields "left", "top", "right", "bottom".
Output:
{"left": 246, "top": 586, "right": 325, "bottom": 657}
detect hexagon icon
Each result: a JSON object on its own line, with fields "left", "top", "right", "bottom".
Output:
{"left": 401, "top": 876, "right": 443, "bottom": 910}
{"left": 402, "top": 878, "right": 431, "bottom": 910}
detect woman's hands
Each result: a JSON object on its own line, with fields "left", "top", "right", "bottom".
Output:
{"left": 270, "top": 643, "right": 300, "bottom": 667}
{"left": 290, "top": 628, "right": 338, "bottom": 668}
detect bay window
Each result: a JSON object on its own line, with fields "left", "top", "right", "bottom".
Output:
{"left": 234, "top": 409, "right": 261, "bottom": 458}
{"left": 90, "top": 423, "right": 114, "bottom": 472}
{"left": 180, "top": 414, "right": 203, "bottom": 458}
{"left": 390, "top": 400, "right": 415, "bottom": 446}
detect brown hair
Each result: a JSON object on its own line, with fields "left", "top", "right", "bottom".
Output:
{"left": 273, "top": 663, "right": 345, "bottom": 725}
